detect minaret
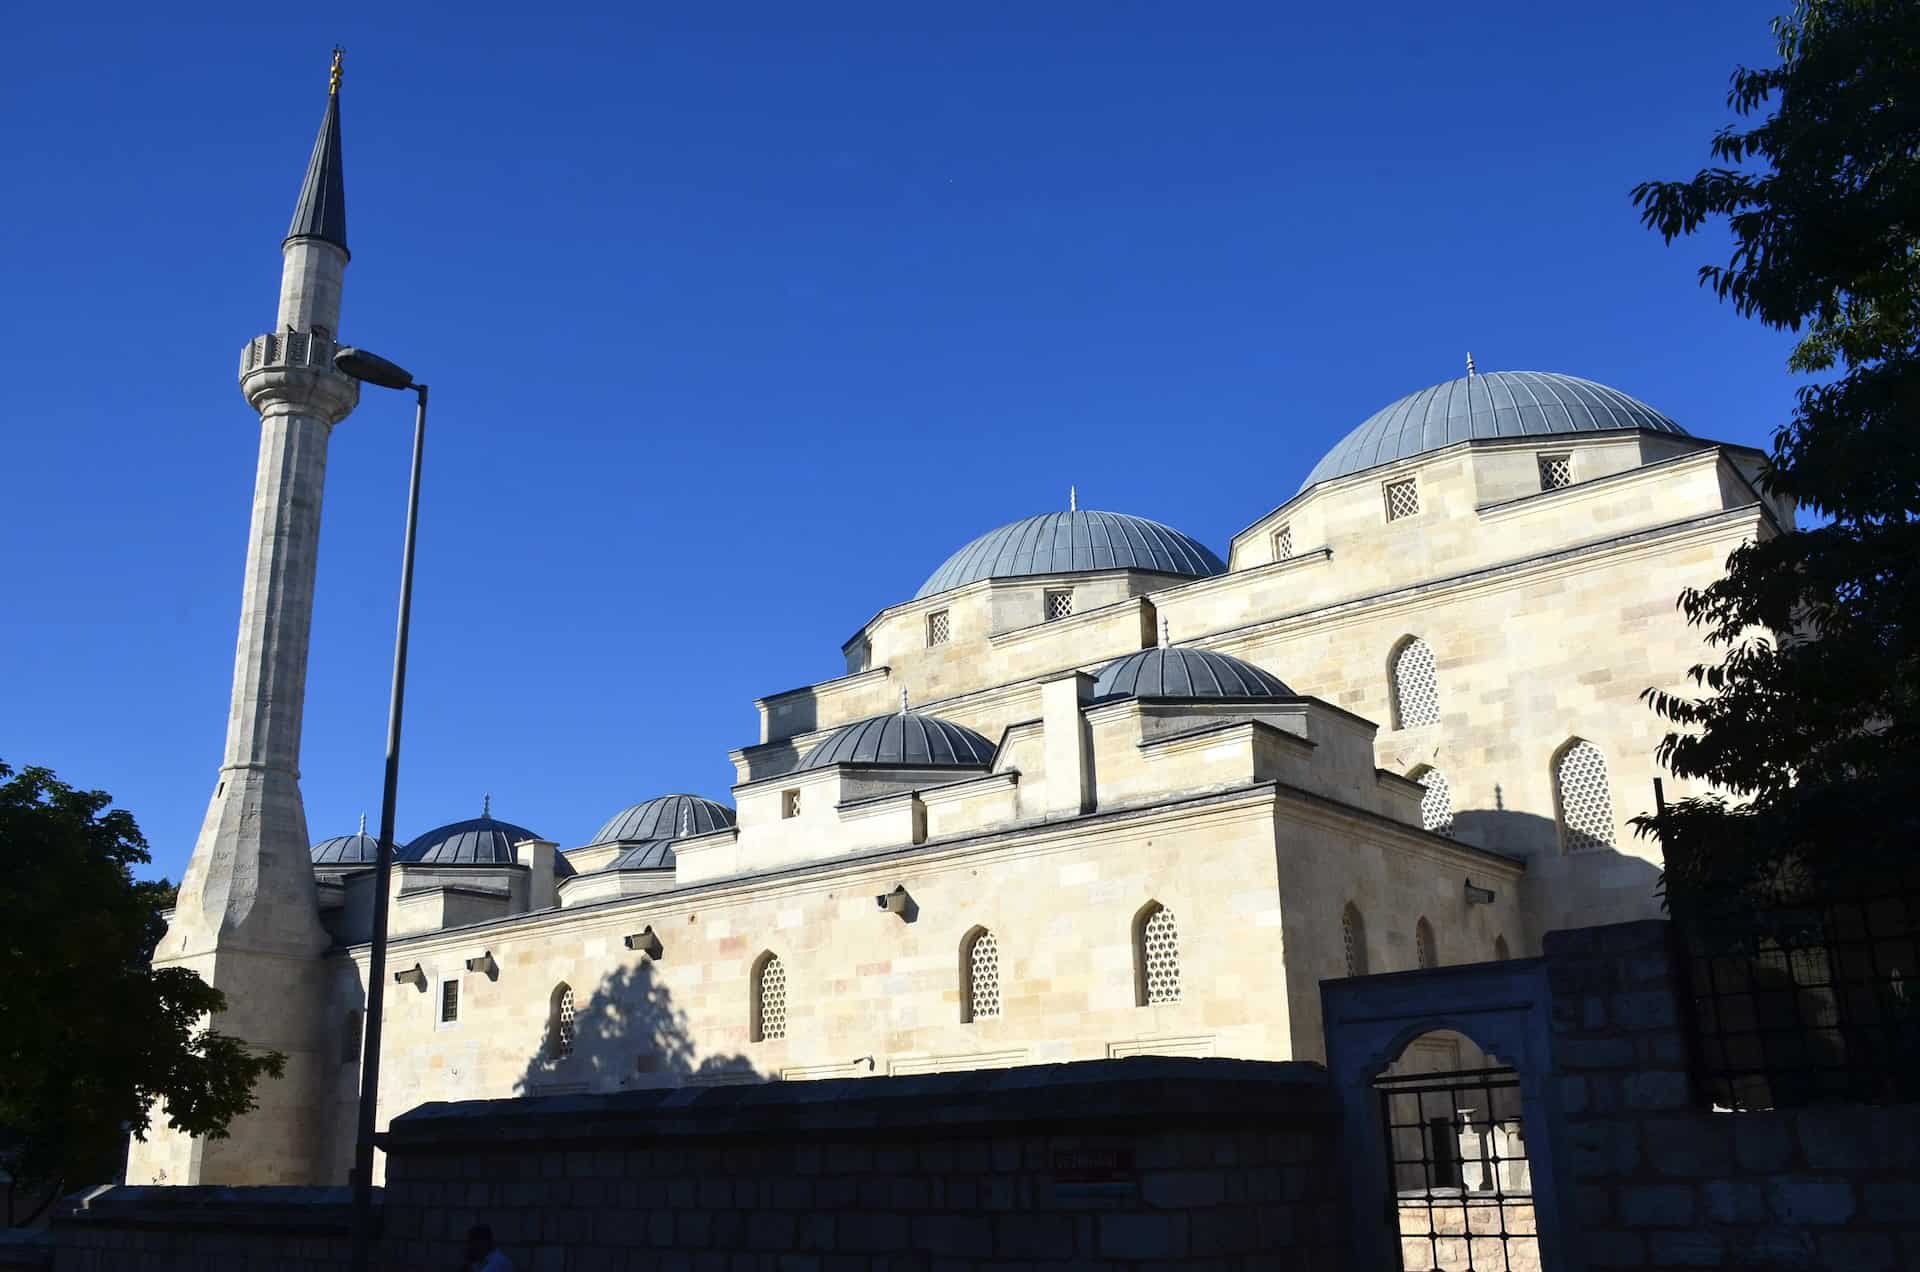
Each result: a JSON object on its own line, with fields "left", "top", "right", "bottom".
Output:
{"left": 128, "top": 51, "right": 358, "bottom": 1188}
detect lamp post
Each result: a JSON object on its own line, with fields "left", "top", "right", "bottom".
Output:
{"left": 334, "top": 345, "right": 427, "bottom": 1272}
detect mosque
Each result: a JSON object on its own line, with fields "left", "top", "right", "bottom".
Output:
{"left": 127, "top": 61, "right": 1791, "bottom": 1186}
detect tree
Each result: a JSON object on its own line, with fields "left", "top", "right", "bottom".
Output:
{"left": 0, "top": 761, "right": 283, "bottom": 1225}
{"left": 1630, "top": 0, "right": 1920, "bottom": 904}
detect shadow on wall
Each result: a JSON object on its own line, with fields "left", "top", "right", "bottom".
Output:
{"left": 1450, "top": 805, "right": 1665, "bottom": 928}
{"left": 511, "top": 958, "right": 756, "bottom": 1098}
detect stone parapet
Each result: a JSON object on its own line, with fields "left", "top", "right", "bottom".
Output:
{"left": 237, "top": 330, "right": 358, "bottom": 421}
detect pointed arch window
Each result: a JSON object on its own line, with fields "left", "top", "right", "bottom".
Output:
{"left": 1135, "top": 903, "right": 1182, "bottom": 1006}
{"left": 1342, "top": 904, "right": 1369, "bottom": 977}
{"left": 1390, "top": 637, "right": 1440, "bottom": 729}
{"left": 1415, "top": 917, "right": 1438, "bottom": 970}
{"left": 962, "top": 928, "right": 1001, "bottom": 1023}
{"left": 752, "top": 952, "right": 787, "bottom": 1042}
{"left": 1554, "top": 738, "right": 1616, "bottom": 853}
{"left": 549, "top": 983, "right": 576, "bottom": 1060}
{"left": 1410, "top": 766, "right": 1455, "bottom": 837}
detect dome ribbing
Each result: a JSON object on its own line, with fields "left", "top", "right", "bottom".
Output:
{"left": 1092, "top": 647, "right": 1294, "bottom": 702}
{"left": 797, "top": 710, "right": 996, "bottom": 771}
{"left": 588, "top": 794, "right": 735, "bottom": 847}
{"left": 915, "top": 510, "right": 1224, "bottom": 600}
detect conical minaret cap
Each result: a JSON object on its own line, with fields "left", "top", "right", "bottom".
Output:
{"left": 285, "top": 49, "right": 348, "bottom": 256}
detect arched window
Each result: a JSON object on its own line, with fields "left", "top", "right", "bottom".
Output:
{"left": 1135, "top": 903, "right": 1182, "bottom": 1006}
{"left": 549, "top": 983, "right": 576, "bottom": 1060}
{"left": 1415, "top": 917, "right": 1438, "bottom": 970}
{"left": 962, "top": 928, "right": 1001, "bottom": 1023}
{"left": 1494, "top": 934, "right": 1511, "bottom": 961}
{"left": 1554, "top": 738, "right": 1616, "bottom": 853}
{"left": 1410, "top": 766, "right": 1455, "bottom": 837}
{"left": 752, "top": 953, "right": 787, "bottom": 1042}
{"left": 1389, "top": 637, "right": 1440, "bottom": 729}
{"left": 1342, "top": 904, "right": 1369, "bottom": 977}
{"left": 340, "top": 1009, "right": 363, "bottom": 1064}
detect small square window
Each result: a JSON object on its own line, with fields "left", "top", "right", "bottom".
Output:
{"left": 1384, "top": 478, "right": 1419, "bottom": 521}
{"left": 1272, "top": 524, "right": 1293, "bottom": 561}
{"left": 1044, "top": 589, "right": 1073, "bottom": 621}
{"left": 781, "top": 789, "right": 801, "bottom": 819}
{"left": 1539, "top": 454, "right": 1573, "bottom": 491}
{"left": 439, "top": 979, "right": 459, "bottom": 1024}
{"left": 926, "top": 610, "right": 951, "bottom": 646}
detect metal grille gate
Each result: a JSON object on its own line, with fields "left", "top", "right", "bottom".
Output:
{"left": 1376, "top": 1064, "right": 1540, "bottom": 1271}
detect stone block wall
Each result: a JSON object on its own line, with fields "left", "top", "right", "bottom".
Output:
{"left": 1546, "top": 920, "right": 1920, "bottom": 1271}
{"left": 375, "top": 1056, "right": 1339, "bottom": 1270}
{"left": 48, "top": 1187, "right": 359, "bottom": 1271}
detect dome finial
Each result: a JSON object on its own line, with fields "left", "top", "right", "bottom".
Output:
{"left": 358, "top": 812, "right": 367, "bottom": 835}
{"left": 1160, "top": 617, "right": 1171, "bottom": 649}
{"left": 1069, "top": 485, "right": 1077, "bottom": 512}
{"left": 481, "top": 793, "right": 491, "bottom": 818}
{"left": 1465, "top": 352, "right": 1476, "bottom": 376}
{"left": 329, "top": 46, "right": 343, "bottom": 97}
{"left": 900, "top": 688, "right": 910, "bottom": 714}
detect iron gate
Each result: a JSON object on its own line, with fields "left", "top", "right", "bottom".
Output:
{"left": 1375, "top": 1063, "right": 1540, "bottom": 1271}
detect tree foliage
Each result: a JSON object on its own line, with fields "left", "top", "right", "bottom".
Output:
{"left": 1631, "top": 0, "right": 1920, "bottom": 904}
{"left": 0, "top": 761, "right": 284, "bottom": 1223}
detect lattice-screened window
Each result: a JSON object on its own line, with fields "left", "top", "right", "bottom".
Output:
{"left": 753, "top": 953, "right": 787, "bottom": 1042}
{"left": 1343, "top": 905, "right": 1368, "bottom": 977}
{"left": 1384, "top": 478, "right": 1420, "bottom": 521}
{"left": 439, "top": 978, "right": 459, "bottom": 1024}
{"left": 926, "top": 610, "right": 951, "bottom": 646}
{"left": 1414, "top": 767, "right": 1455, "bottom": 837}
{"left": 963, "top": 929, "right": 1001, "bottom": 1022}
{"left": 1044, "top": 589, "right": 1073, "bottom": 621}
{"left": 1495, "top": 934, "right": 1511, "bottom": 961}
{"left": 1138, "top": 905, "right": 1181, "bottom": 1005}
{"left": 1538, "top": 453, "right": 1573, "bottom": 491}
{"left": 1391, "top": 637, "right": 1440, "bottom": 728}
{"left": 1555, "top": 739, "right": 1616, "bottom": 853}
{"left": 550, "top": 984, "right": 576, "bottom": 1060}
{"left": 1272, "top": 524, "right": 1293, "bottom": 561}
{"left": 781, "top": 788, "right": 801, "bottom": 819}
{"left": 1416, "top": 917, "right": 1438, "bottom": 970}
{"left": 341, "top": 1010, "right": 363, "bottom": 1064}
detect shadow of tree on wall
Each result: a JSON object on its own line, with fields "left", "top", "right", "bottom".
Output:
{"left": 1449, "top": 805, "right": 1664, "bottom": 923}
{"left": 510, "top": 957, "right": 756, "bottom": 1099}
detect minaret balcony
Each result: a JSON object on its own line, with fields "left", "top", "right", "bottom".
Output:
{"left": 238, "top": 329, "right": 359, "bottom": 421}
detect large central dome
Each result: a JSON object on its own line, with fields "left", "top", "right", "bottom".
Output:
{"left": 915, "top": 510, "right": 1224, "bottom": 599}
{"left": 1300, "top": 371, "right": 1689, "bottom": 492}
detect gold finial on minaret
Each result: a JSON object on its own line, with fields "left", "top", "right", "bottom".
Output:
{"left": 329, "top": 46, "right": 344, "bottom": 97}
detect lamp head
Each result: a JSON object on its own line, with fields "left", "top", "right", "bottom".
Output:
{"left": 334, "top": 346, "right": 415, "bottom": 390}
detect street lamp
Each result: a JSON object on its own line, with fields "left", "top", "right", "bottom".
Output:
{"left": 333, "top": 344, "right": 427, "bottom": 1272}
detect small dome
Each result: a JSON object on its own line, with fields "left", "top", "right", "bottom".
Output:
{"left": 605, "top": 838, "right": 677, "bottom": 871}
{"left": 588, "top": 794, "right": 735, "bottom": 847}
{"left": 310, "top": 831, "right": 381, "bottom": 866}
{"left": 1301, "top": 370, "right": 1690, "bottom": 492}
{"left": 797, "top": 709, "right": 995, "bottom": 771}
{"left": 401, "top": 812, "right": 576, "bottom": 876}
{"left": 916, "top": 510, "right": 1224, "bottom": 600}
{"left": 1093, "top": 646, "right": 1294, "bottom": 702}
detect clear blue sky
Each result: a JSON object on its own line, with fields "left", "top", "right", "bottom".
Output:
{"left": 4, "top": 3, "right": 1792, "bottom": 882}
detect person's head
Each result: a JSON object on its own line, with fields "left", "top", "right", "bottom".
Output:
{"left": 465, "top": 1224, "right": 494, "bottom": 1261}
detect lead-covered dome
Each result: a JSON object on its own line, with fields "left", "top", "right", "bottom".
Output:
{"left": 1300, "top": 371, "right": 1689, "bottom": 492}
{"left": 797, "top": 709, "right": 996, "bottom": 771}
{"left": 401, "top": 812, "right": 576, "bottom": 876}
{"left": 1092, "top": 647, "right": 1294, "bottom": 702}
{"left": 915, "top": 510, "right": 1225, "bottom": 600}
{"left": 311, "top": 830, "right": 381, "bottom": 866}
{"left": 588, "top": 794, "right": 735, "bottom": 847}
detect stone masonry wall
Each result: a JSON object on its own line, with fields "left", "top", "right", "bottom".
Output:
{"left": 1547, "top": 920, "right": 1920, "bottom": 1271}
{"left": 53, "top": 1057, "right": 1339, "bottom": 1271}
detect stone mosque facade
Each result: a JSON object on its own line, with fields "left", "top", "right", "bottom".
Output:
{"left": 128, "top": 66, "right": 1793, "bottom": 1187}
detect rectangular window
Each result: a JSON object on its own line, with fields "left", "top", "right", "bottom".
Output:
{"left": 1272, "top": 524, "right": 1293, "bottom": 561}
{"left": 1538, "top": 454, "right": 1573, "bottom": 491}
{"left": 1384, "top": 478, "right": 1420, "bottom": 521}
{"left": 926, "top": 610, "right": 951, "bottom": 646}
{"left": 781, "top": 789, "right": 801, "bottom": 819}
{"left": 439, "top": 979, "right": 459, "bottom": 1024}
{"left": 1044, "top": 589, "right": 1073, "bottom": 621}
